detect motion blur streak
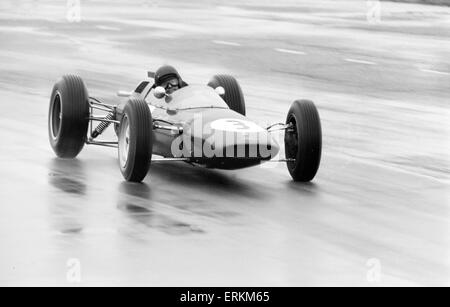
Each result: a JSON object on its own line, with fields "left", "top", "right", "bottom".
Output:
{"left": 0, "top": 0, "right": 449, "bottom": 286}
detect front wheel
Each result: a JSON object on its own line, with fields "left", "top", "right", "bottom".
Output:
{"left": 118, "top": 98, "right": 153, "bottom": 182}
{"left": 284, "top": 100, "right": 322, "bottom": 182}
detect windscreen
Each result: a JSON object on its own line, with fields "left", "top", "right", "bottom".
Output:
{"left": 146, "top": 85, "right": 229, "bottom": 110}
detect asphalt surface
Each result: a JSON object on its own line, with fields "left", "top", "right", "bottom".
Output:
{"left": 0, "top": 0, "right": 449, "bottom": 286}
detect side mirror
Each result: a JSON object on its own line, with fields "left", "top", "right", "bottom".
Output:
{"left": 215, "top": 86, "right": 225, "bottom": 96}
{"left": 117, "top": 90, "right": 132, "bottom": 97}
{"left": 154, "top": 86, "right": 167, "bottom": 99}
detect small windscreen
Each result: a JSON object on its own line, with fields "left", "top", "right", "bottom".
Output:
{"left": 147, "top": 85, "right": 229, "bottom": 110}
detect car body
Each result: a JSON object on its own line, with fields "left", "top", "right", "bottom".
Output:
{"left": 48, "top": 72, "right": 322, "bottom": 183}
{"left": 116, "top": 83, "right": 280, "bottom": 170}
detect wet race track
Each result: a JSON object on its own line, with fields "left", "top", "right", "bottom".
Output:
{"left": 0, "top": 0, "right": 449, "bottom": 286}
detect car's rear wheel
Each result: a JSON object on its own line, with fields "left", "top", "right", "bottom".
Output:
{"left": 118, "top": 98, "right": 153, "bottom": 182}
{"left": 48, "top": 75, "right": 89, "bottom": 158}
{"left": 208, "top": 74, "right": 246, "bottom": 116}
{"left": 284, "top": 100, "right": 322, "bottom": 182}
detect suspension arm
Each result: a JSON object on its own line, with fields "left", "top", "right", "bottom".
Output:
{"left": 88, "top": 116, "right": 120, "bottom": 125}
{"left": 86, "top": 140, "right": 118, "bottom": 148}
{"left": 266, "top": 123, "right": 293, "bottom": 132}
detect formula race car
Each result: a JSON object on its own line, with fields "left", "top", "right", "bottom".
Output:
{"left": 48, "top": 68, "right": 322, "bottom": 183}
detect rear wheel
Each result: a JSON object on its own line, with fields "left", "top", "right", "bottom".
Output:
{"left": 48, "top": 75, "right": 89, "bottom": 158}
{"left": 118, "top": 98, "right": 153, "bottom": 182}
{"left": 284, "top": 100, "right": 322, "bottom": 182}
{"left": 208, "top": 74, "right": 246, "bottom": 115}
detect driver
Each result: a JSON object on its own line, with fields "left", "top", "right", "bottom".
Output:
{"left": 154, "top": 65, "right": 187, "bottom": 95}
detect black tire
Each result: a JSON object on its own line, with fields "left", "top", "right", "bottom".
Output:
{"left": 118, "top": 98, "right": 153, "bottom": 182}
{"left": 48, "top": 75, "right": 89, "bottom": 158}
{"left": 208, "top": 74, "right": 246, "bottom": 115}
{"left": 284, "top": 100, "right": 322, "bottom": 182}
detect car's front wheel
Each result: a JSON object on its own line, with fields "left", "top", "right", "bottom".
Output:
{"left": 284, "top": 99, "right": 322, "bottom": 182}
{"left": 118, "top": 98, "right": 153, "bottom": 182}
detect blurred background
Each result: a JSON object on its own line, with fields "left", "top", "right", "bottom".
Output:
{"left": 0, "top": 0, "right": 449, "bottom": 286}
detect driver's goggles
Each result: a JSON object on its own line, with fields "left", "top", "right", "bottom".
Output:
{"left": 163, "top": 79, "right": 179, "bottom": 87}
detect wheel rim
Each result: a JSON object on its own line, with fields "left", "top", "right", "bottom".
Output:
{"left": 50, "top": 92, "right": 62, "bottom": 140}
{"left": 119, "top": 115, "right": 130, "bottom": 169}
{"left": 285, "top": 115, "right": 298, "bottom": 168}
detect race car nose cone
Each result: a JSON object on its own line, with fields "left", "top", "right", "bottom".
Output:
{"left": 183, "top": 109, "right": 280, "bottom": 161}
{"left": 200, "top": 129, "right": 279, "bottom": 160}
